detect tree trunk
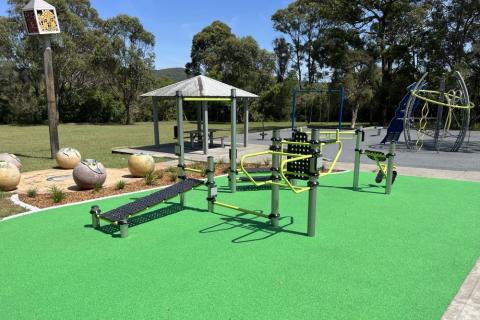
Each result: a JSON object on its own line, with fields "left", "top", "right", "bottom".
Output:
{"left": 351, "top": 103, "right": 359, "bottom": 129}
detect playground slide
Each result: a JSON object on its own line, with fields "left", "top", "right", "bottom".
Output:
{"left": 381, "top": 82, "right": 426, "bottom": 143}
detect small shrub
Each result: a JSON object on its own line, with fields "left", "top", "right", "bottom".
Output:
{"left": 115, "top": 180, "right": 125, "bottom": 190}
{"left": 27, "top": 188, "right": 37, "bottom": 198}
{"left": 93, "top": 182, "right": 103, "bottom": 193}
{"left": 144, "top": 171, "right": 158, "bottom": 186}
{"left": 253, "top": 161, "right": 262, "bottom": 168}
{"left": 50, "top": 185, "right": 65, "bottom": 203}
{"left": 168, "top": 171, "right": 178, "bottom": 182}
{"left": 222, "top": 166, "right": 230, "bottom": 174}
{"left": 217, "top": 158, "right": 226, "bottom": 165}
{"left": 166, "top": 166, "right": 177, "bottom": 174}
{"left": 157, "top": 170, "right": 165, "bottom": 179}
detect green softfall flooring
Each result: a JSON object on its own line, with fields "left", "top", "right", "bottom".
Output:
{"left": 0, "top": 172, "right": 479, "bottom": 319}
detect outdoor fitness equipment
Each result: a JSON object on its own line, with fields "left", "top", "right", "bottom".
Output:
{"left": 291, "top": 87, "right": 346, "bottom": 130}
{"left": 88, "top": 90, "right": 239, "bottom": 238}
{"left": 207, "top": 128, "right": 341, "bottom": 237}
{"left": 353, "top": 128, "right": 397, "bottom": 195}
{"left": 403, "top": 71, "right": 475, "bottom": 152}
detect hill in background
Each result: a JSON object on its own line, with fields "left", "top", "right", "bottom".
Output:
{"left": 154, "top": 68, "right": 188, "bottom": 82}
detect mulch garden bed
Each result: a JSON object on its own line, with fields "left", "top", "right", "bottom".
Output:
{"left": 18, "top": 162, "right": 343, "bottom": 209}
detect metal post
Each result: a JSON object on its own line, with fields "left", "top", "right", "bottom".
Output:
{"left": 338, "top": 87, "right": 345, "bottom": 130}
{"left": 270, "top": 129, "right": 281, "bottom": 227}
{"left": 152, "top": 97, "right": 160, "bottom": 147}
{"left": 43, "top": 37, "right": 59, "bottom": 158}
{"left": 119, "top": 220, "right": 128, "bottom": 238}
{"left": 229, "top": 89, "right": 237, "bottom": 193}
{"left": 385, "top": 142, "right": 396, "bottom": 195}
{"left": 243, "top": 98, "right": 249, "bottom": 147}
{"left": 202, "top": 101, "right": 208, "bottom": 154}
{"left": 353, "top": 127, "right": 363, "bottom": 191}
{"left": 291, "top": 89, "right": 297, "bottom": 131}
{"left": 307, "top": 129, "right": 320, "bottom": 237}
{"left": 434, "top": 78, "right": 446, "bottom": 152}
{"left": 206, "top": 156, "right": 216, "bottom": 212}
{"left": 176, "top": 91, "right": 186, "bottom": 205}
{"left": 89, "top": 205, "right": 100, "bottom": 229}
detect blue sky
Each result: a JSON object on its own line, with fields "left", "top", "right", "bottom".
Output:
{"left": 0, "top": 0, "right": 291, "bottom": 69}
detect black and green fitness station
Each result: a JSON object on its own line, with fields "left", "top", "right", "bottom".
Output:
{"left": 89, "top": 90, "right": 397, "bottom": 238}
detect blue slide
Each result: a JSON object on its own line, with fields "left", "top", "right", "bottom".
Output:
{"left": 381, "top": 82, "right": 426, "bottom": 143}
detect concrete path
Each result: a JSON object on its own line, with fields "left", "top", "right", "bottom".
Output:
{"left": 442, "top": 258, "right": 480, "bottom": 320}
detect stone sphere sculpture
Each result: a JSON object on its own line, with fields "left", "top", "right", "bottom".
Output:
{"left": 0, "top": 153, "right": 22, "bottom": 170}
{"left": 56, "top": 147, "right": 82, "bottom": 169}
{"left": 0, "top": 161, "right": 21, "bottom": 191}
{"left": 73, "top": 159, "right": 107, "bottom": 190}
{"left": 128, "top": 154, "right": 155, "bottom": 177}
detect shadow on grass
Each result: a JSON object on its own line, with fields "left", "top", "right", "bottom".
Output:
{"left": 15, "top": 153, "right": 52, "bottom": 160}
{"left": 318, "top": 183, "right": 387, "bottom": 195}
{"left": 85, "top": 202, "right": 203, "bottom": 238}
{"left": 200, "top": 211, "right": 303, "bottom": 243}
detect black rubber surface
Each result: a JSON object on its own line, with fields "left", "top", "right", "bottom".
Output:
{"left": 100, "top": 178, "right": 204, "bottom": 222}
{"left": 239, "top": 176, "right": 271, "bottom": 182}
{"left": 245, "top": 168, "right": 271, "bottom": 173}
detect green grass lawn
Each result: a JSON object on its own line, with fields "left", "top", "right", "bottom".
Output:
{"left": 0, "top": 192, "right": 25, "bottom": 219}
{"left": 0, "top": 172, "right": 479, "bottom": 319}
{"left": 0, "top": 121, "right": 302, "bottom": 172}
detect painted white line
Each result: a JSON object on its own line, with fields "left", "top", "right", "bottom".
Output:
{"left": 10, "top": 194, "right": 39, "bottom": 211}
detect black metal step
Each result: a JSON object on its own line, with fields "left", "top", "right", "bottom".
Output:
{"left": 245, "top": 167, "right": 270, "bottom": 173}
{"left": 100, "top": 178, "right": 204, "bottom": 222}
{"left": 239, "top": 176, "right": 271, "bottom": 182}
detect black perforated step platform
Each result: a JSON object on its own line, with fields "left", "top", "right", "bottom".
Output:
{"left": 100, "top": 178, "right": 204, "bottom": 222}
{"left": 245, "top": 168, "right": 270, "bottom": 173}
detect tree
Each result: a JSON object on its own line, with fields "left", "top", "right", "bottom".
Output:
{"left": 273, "top": 37, "right": 291, "bottom": 82}
{"left": 96, "top": 15, "right": 155, "bottom": 124}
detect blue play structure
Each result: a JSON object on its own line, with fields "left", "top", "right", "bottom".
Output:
{"left": 381, "top": 82, "right": 427, "bottom": 143}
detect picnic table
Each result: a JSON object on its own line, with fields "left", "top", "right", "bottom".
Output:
{"left": 185, "top": 129, "right": 224, "bottom": 149}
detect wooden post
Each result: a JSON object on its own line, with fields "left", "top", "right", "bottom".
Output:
{"left": 43, "top": 37, "right": 59, "bottom": 159}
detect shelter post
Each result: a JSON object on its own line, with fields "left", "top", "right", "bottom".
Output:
{"left": 202, "top": 101, "right": 208, "bottom": 154}
{"left": 152, "top": 97, "right": 160, "bottom": 147}
{"left": 176, "top": 91, "right": 186, "bottom": 205}
{"left": 229, "top": 89, "right": 237, "bottom": 193}
{"left": 243, "top": 98, "right": 248, "bottom": 147}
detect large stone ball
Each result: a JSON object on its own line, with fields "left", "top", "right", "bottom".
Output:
{"left": 128, "top": 154, "right": 155, "bottom": 177}
{"left": 73, "top": 159, "right": 107, "bottom": 190}
{"left": 0, "top": 161, "right": 21, "bottom": 191}
{"left": 56, "top": 147, "right": 82, "bottom": 169}
{"left": 0, "top": 153, "right": 22, "bottom": 170}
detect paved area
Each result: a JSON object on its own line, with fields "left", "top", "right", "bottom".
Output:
{"left": 238, "top": 127, "right": 480, "bottom": 172}
{"left": 442, "top": 258, "right": 480, "bottom": 320}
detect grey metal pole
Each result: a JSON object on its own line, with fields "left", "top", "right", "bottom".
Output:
{"left": 229, "top": 89, "right": 237, "bottom": 193}
{"left": 207, "top": 156, "right": 216, "bottom": 212}
{"left": 270, "top": 129, "right": 281, "bottom": 227}
{"left": 243, "top": 98, "right": 249, "bottom": 147}
{"left": 202, "top": 101, "right": 208, "bottom": 154}
{"left": 90, "top": 205, "right": 100, "bottom": 229}
{"left": 433, "top": 78, "right": 446, "bottom": 152}
{"left": 353, "top": 127, "right": 363, "bottom": 191}
{"left": 385, "top": 142, "right": 396, "bottom": 195}
{"left": 307, "top": 129, "right": 320, "bottom": 237}
{"left": 43, "top": 37, "right": 59, "bottom": 159}
{"left": 176, "top": 91, "right": 186, "bottom": 205}
{"left": 152, "top": 97, "right": 160, "bottom": 147}
{"left": 119, "top": 220, "right": 128, "bottom": 238}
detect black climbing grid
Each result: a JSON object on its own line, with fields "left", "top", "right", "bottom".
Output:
{"left": 286, "top": 131, "right": 310, "bottom": 181}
